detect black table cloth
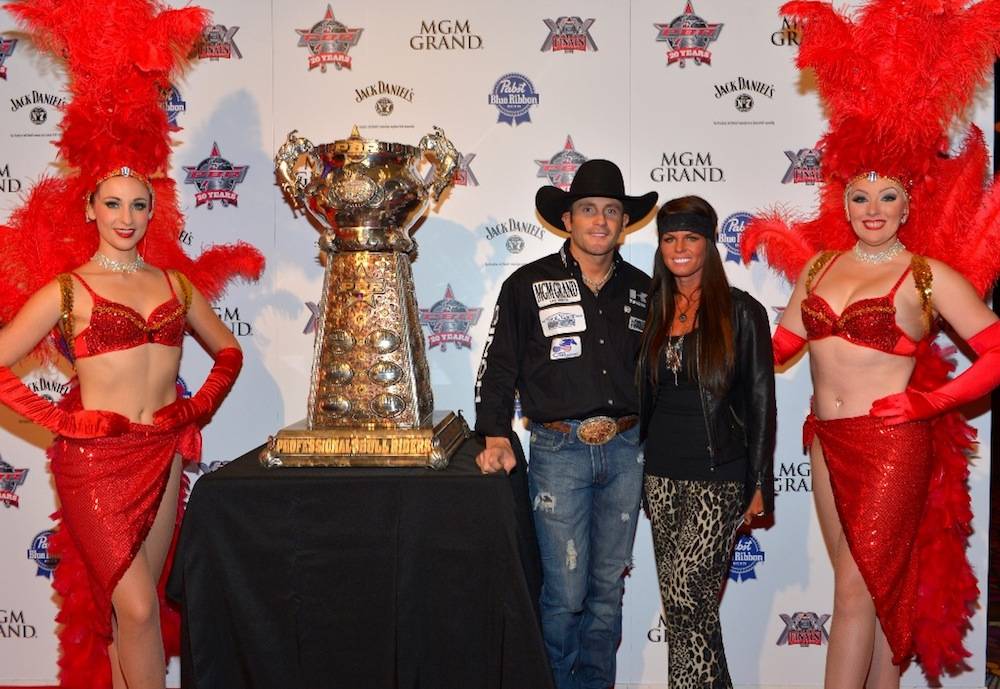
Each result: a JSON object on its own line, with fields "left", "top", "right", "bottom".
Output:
{"left": 167, "top": 435, "right": 552, "bottom": 689}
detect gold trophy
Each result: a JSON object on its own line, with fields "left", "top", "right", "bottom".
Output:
{"left": 262, "top": 126, "right": 470, "bottom": 469}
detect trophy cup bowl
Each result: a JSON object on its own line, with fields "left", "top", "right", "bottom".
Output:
{"left": 262, "top": 126, "right": 469, "bottom": 469}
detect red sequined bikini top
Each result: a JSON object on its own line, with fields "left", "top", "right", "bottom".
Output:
{"left": 56, "top": 269, "right": 191, "bottom": 360}
{"left": 800, "top": 252, "right": 933, "bottom": 357}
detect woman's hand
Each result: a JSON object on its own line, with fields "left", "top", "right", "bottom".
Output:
{"left": 743, "top": 488, "right": 765, "bottom": 525}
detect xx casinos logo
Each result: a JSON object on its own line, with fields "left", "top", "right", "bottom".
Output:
{"left": 200, "top": 24, "right": 242, "bottom": 60}
{"left": 489, "top": 73, "right": 540, "bottom": 126}
{"left": 419, "top": 285, "right": 483, "bottom": 351}
{"left": 783, "top": 148, "right": 822, "bottom": 184}
{"left": 536, "top": 136, "right": 588, "bottom": 191}
{"left": 424, "top": 152, "right": 478, "bottom": 187}
{"left": 541, "top": 17, "right": 597, "bottom": 53}
{"left": 654, "top": 1, "right": 723, "bottom": 68}
{"left": 777, "top": 612, "right": 831, "bottom": 647}
{"left": 0, "top": 37, "right": 16, "bottom": 79}
{"left": 296, "top": 5, "right": 363, "bottom": 72}
{"left": 183, "top": 142, "right": 249, "bottom": 209}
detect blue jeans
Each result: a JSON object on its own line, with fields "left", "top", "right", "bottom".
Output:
{"left": 527, "top": 421, "right": 643, "bottom": 689}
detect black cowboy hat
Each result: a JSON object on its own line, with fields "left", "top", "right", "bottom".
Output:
{"left": 535, "top": 159, "right": 658, "bottom": 230}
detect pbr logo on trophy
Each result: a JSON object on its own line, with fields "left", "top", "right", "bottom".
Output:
{"left": 263, "top": 125, "right": 470, "bottom": 469}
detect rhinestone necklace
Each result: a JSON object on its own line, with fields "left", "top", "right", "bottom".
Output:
{"left": 852, "top": 238, "right": 905, "bottom": 265}
{"left": 92, "top": 251, "right": 145, "bottom": 274}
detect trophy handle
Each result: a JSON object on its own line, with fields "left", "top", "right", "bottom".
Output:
{"left": 418, "top": 126, "right": 460, "bottom": 202}
{"left": 275, "top": 130, "right": 322, "bottom": 209}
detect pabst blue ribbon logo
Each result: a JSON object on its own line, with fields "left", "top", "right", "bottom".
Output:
{"left": 489, "top": 73, "right": 540, "bottom": 126}
{"left": 161, "top": 84, "right": 187, "bottom": 131}
{"left": 777, "top": 612, "right": 831, "bottom": 647}
{"left": 424, "top": 152, "right": 478, "bottom": 187}
{"left": 0, "top": 458, "right": 28, "bottom": 509}
{"left": 729, "top": 534, "right": 765, "bottom": 582}
{"left": 536, "top": 136, "right": 588, "bottom": 191}
{"left": 719, "top": 212, "right": 756, "bottom": 263}
{"left": 27, "top": 530, "right": 58, "bottom": 578}
{"left": 0, "top": 38, "right": 16, "bottom": 80}
{"left": 783, "top": 148, "right": 822, "bottom": 185}
{"left": 654, "top": 1, "right": 723, "bottom": 68}
{"left": 297, "top": 5, "right": 363, "bottom": 72}
{"left": 200, "top": 24, "right": 242, "bottom": 60}
{"left": 419, "top": 285, "right": 483, "bottom": 351}
{"left": 183, "top": 143, "right": 249, "bottom": 209}
{"left": 541, "top": 17, "right": 597, "bottom": 53}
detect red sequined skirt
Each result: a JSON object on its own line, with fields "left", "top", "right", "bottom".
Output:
{"left": 804, "top": 412, "right": 976, "bottom": 677}
{"left": 47, "top": 391, "right": 200, "bottom": 688}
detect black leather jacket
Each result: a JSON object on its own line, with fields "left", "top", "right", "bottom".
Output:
{"left": 638, "top": 287, "right": 777, "bottom": 514}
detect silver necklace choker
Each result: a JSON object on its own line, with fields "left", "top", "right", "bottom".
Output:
{"left": 852, "top": 239, "right": 905, "bottom": 265}
{"left": 582, "top": 264, "right": 614, "bottom": 294}
{"left": 93, "top": 251, "right": 144, "bottom": 273}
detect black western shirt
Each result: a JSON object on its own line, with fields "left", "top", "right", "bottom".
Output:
{"left": 474, "top": 240, "right": 651, "bottom": 437}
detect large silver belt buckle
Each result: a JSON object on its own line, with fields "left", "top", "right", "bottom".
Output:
{"left": 576, "top": 416, "right": 617, "bottom": 446}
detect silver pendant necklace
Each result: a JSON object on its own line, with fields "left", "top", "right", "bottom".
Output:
{"left": 852, "top": 238, "right": 905, "bottom": 265}
{"left": 93, "top": 251, "right": 145, "bottom": 273}
{"left": 664, "top": 333, "right": 685, "bottom": 386}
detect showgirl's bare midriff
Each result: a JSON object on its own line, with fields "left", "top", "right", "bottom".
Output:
{"left": 808, "top": 338, "right": 916, "bottom": 419}
{"left": 76, "top": 345, "right": 181, "bottom": 424}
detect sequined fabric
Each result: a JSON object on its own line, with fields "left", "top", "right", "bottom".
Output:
{"left": 46, "top": 383, "right": 200, "bottom": 688}
{"left": 66, "top": 271, "right": 188, "bottom": 359}
{"left": 805, "top": 413, "right": 932, "bottom": 665}
{"left": 801, "top": 253, "right": 923, "bottom": 357}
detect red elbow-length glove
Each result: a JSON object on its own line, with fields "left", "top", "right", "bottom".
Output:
{"left": 773, "top": 324, "right": 807, "bottom": 366}
{"left": 870, "top": 320, "right": 1000, "bottom": 424}
{"left": 0, "top": 366, "right": 130, "bottom": 438}
{"left": 153, "top": 347, "right": 243, "bottom": 430}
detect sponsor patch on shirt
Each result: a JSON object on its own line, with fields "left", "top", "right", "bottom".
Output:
{"left": 628, "top": 316, "right": 645, "bottom": 332}
{"left": 539, "top": 304, "right": 587, "bottom": 337}
{"left": 532, "top": 279, "right": 581, "bottom": 308}
{"left": 550, "top": 335, "right": 582, "bottom": 360}
{"left": 629, "top": 289, "right": 648, "bottom": 308}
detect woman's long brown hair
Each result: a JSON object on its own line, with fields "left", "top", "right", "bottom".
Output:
{"left": 638, "top": 195, "right": 733, "bottom": 396}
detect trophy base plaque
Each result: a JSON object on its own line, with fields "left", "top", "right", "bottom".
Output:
{"left": 259, "top": 411, "right": 470, "bottom": 470}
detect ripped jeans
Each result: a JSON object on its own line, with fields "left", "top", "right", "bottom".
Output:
{"left": 527, "top": 421, "right": 643, "bottom": 689}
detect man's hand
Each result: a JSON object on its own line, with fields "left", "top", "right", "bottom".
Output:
{"left": 476, "top": 435, "right": 517, "bottom": 474}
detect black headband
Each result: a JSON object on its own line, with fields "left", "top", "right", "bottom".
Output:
{"left": 657, "top": 211, "right": 715, "bottom": 238}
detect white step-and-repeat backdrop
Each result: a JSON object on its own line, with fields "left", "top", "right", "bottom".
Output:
{"left": 0, "top": 2, "right": 992, "bottom": 687}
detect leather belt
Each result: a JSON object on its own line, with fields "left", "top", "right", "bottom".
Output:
{"left": 541, "top": 415, "right": 639, "bottom": 446}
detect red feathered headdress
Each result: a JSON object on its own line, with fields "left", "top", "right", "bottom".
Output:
{"left": 741, "top": 1, "right": 1000, "bottom": 680}
{"left": 743, "top": 0, "right": 1000, "bottom": 295}
{"left": 0, "top": 0, "right": 264, "bottom": 347}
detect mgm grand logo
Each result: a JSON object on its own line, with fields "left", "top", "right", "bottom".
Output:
{"left": 650, "top": 151, "right": 724, "bottom": 183}
{"left": 410, "top": 19, "right": 482, "bottom": 50}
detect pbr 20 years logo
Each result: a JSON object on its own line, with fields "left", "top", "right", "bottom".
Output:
{"left": 654, "top": 1, "right": 723, "bottom": 68}
{"left": 419, "top": 285, "right": 483, "bottom": 351}
{"left": 296, "top": 5, "right": 363, "bottom": 72}
{"left": 536, "top": 136, "right": 588, "bottom": 192}
{"left": 0, "top": 457, "right": 28, "bottom": 509}
{"left": 183, "top": 143, "right": 249, "bottom": 209}
{"left": 0, "top": 37, "right": 16, "bottom": 79}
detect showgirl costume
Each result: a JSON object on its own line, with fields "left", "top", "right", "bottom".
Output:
{"left": 0, "top": 2, "right": 264, "bottom": 688}
{"left": 742, "top": 0, "right": 1000, "bottom": 680}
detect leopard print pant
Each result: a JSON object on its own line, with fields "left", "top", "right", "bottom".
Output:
{"left": 644, "top": 475, "right": 744, "bottom": 689}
